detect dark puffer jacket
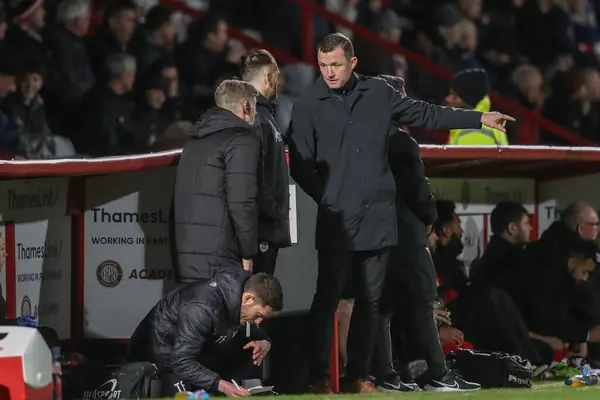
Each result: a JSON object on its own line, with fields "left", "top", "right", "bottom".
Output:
{"left": 128, "top": 270, "right": 254, "bottom": 390}
{"left": 172, "top": 107, "right": 260, "bottom": 282}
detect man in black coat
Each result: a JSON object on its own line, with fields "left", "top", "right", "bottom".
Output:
{"left": 288, "top": 32, "right": 514, "bottom": 394}
{"left": 240, "top": 49, "right": 291, "bottom": 275}
{"left": 172, "top": 79, "right": 260, "bottom": 282}
{"left": 128, "top": 270, "right": 283, "bottom": 397}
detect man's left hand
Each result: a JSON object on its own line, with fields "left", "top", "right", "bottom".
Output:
{"left": 480, "top": 112, "right": 515, "bottom": 132}
{"left": 243, "top": 340, "right": 271, "bottom": 365}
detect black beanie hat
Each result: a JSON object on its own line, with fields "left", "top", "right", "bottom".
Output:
{"left": 449, "top": 68, "right": 489, "bottom": 107}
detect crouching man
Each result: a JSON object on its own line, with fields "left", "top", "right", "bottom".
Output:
{"left": 128, "top": 270, "right": 283, "bottom": 397}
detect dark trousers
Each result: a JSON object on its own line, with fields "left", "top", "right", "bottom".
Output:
{"left": 375, "top": 244, "right": 448, "bottom": 381}
{"left": 159, "top": 335, "right": 261, "bottom": 397}
{"left": 254, "top": 242, "right": 279, "bottom": 275}
{"left": 309, "top": 245, "right": 389, "bottom": 381}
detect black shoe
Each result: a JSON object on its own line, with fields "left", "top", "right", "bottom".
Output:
{"left": 424, "top": 371, "right": 481, "bottom": 392}
{"left": 375, "top": 374, "right": 422, "bottom": 392}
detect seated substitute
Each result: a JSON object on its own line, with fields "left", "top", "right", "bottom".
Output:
{"left": 128, "top": 270, "right": 283, "bottom": 397}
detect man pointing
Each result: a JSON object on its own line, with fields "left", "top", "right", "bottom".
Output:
{"left": 288, "top": 32, "right": 513, "bottom": 394}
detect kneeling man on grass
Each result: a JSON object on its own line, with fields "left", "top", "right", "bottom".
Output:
{"left": 128, "top": 270, "right": 283, "bottom": 397}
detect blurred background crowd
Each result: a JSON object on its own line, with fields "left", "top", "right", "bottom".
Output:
{"left": 2, "top": 0, "right": 600, "bottom": 159}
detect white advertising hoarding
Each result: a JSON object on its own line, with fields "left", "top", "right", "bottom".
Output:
{"left": 84, "top": 168, "right": 177, "bottom": 339}
{"left": 15, "top": 220, "right": 71, "bottom": 338}
{"left": 0, "top": 178, "right": 71, "bottom": 338}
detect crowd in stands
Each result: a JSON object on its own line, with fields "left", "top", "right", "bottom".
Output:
{"left": 3, "top": 0, "right": 600, "bottom": 159}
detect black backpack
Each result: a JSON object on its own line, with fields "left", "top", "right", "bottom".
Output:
{"left": 67, "top": 362, "right": 158, "bottom": 399}
{"left": 447, "top": 349, "right": 533, "bottom": 389}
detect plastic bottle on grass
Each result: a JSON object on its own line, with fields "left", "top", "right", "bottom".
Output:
{"left": 565, "top": 366, "right": 599, "bottom": 387}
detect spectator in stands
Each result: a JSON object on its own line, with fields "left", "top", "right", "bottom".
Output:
{"left": 501, "top": 64, "right": 544, "bottom": 144}
{"left": 132, "top": 73, "right": 172, "bottom": 151}
{"left": 134, "top": 4, "right": 176, "bottom": 79}
{"left": 76, "top": 53, "right": 138, "bottom": 156}
{"left": 88, "top": 0, "right": 138, "bottom": 80}
{"left": 354, "top": 9, "right": 409, "bottom": 78}
{"left": 411, "top": 4, "right": 465, "bottom": 103}
{"left": 543, "top": 68, "right": 594, "bottom": 143}
{"left": 325, "top": 0, "right": 359, "bottom": 39}
{"left": 171, "top": 79, "right": 260, "bottom": 282}
{"left": 145, "top": 58, "right": 183, "bottom": 122}
{"left": 470, "top": 201, "right": 531, "bottom": 289}
{"left": 0, "top": 1, "right": 18, "bottom": 97}
{"left": 240, "top": 49, "right": 291, "bottom": 275}
{"left": 1, "top": 59, "right": 57, "bottom": 159}
{"left": 455, "top": 19, "right": 481, "bottom": 70}
{"left": 5, "top": 0, "right": 52, "bottom": 71}
{"left": 517, "top": 0, "right": 574, "bottom": 71}
{"left": 477, "top": 0, "right": 524, "bottom": 87}
{"left": 128, "top": 271, "right": 282, "bottom": 397}
{"left": 176, "top": 13, "right": 233, "bottom": 99}
{"left": 445, "top": 68, "right": 509, "bottom": 145}
{"left": 47, "top": 0, "right": 95, "bottom": 134}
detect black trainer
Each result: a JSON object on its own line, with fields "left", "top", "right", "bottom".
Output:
{"left": 375, "top": 374, "right": 421, "bottom": 392}
{"left": 424, "top": 371, "right": 481, "bottom": 392}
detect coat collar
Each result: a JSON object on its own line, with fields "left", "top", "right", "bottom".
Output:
{"left": 310, "top": 72, "right": 370, "bottom": 100}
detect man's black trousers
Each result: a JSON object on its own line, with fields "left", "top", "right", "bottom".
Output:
{"left": 374, "top": 244, "right": 448, "bottom": 381}
{"left": 309, "top": 245, "right": 389, "bottom": 381}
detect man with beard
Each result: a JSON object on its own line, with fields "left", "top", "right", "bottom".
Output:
{"left": 432, "top": 200, "right": 468, "bottom": 297}
{"left": 240, "top": 49, "right": 291, "bottom": 274}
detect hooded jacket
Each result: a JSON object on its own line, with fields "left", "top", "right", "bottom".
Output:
{"left": 128, "top": 269, "right": 255, "bottom": 390}
{"left": 172, "top": 107, "right": 260, "bottom": 282}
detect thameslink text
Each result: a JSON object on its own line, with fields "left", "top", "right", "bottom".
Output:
{"left": 7, "top": 188, "right": 59, "bottom": 210}
{"left": 91, "top": 208, "right": 167, "bottom": 224}
{"left": 17, "top": 240, "right": 63, "bottom": 260}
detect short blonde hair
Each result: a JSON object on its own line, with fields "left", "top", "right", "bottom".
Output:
{"left": 214, "top": 79, "right": 258, "bottom": 113}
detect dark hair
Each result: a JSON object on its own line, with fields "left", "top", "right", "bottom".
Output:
{"left": 240, "top": 49, "right": 278, "bottom": 81}
{"left": 433, "top": 200, "right": 456, "bottom": 234}
{"left": 190, "top": 12, "right": 225, "bottom": 40}
{"left": 145, "top": 4, "right": 174, "bottom": 32}
{"left": 378, "top": 74, "right": 405, "bottom": 94}
{"left": 17, "top": 58, "right": 46, "bottom": 82}
{"left": 244, "top": 273, "right": 283, "bottom": 312}
{"left": 490, "top": 201, "right": 528, "bottom": 235}
{"left": 317, "top": 33, "right": 354, "bottom": 60}
{"left": 104, "top": 0, "right": 137, "bottom": 20}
